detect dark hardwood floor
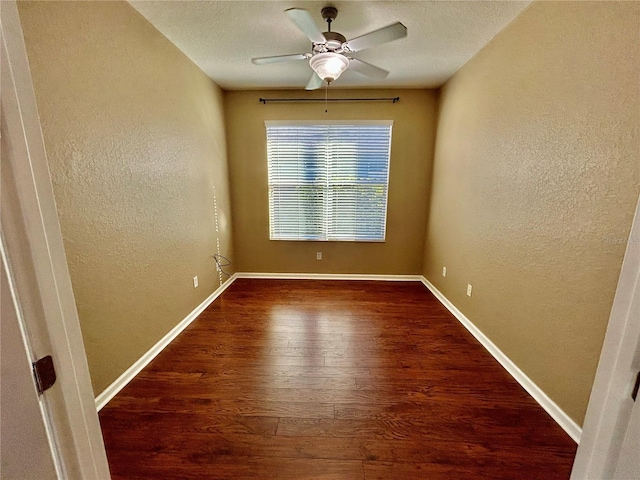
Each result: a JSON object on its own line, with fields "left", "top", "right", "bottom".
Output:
{"left": 99, "top": 279, "right": 577, "bottom": 479}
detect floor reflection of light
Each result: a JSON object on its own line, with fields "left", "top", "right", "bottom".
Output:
{"left": 262, "top": 305, "right": 304, "bottom": 378}
{"left": 264, "top": 306, "right": 360, "bottom": 368}
{"left": 267, "top": 302, "right": 386, "bottom": 372}
{"left": 254, "top": 293, "right": 392, "bottom": 404}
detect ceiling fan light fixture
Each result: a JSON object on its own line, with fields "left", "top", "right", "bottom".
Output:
{"left": 309, "top": 52, "right": 349, "bottom": 83}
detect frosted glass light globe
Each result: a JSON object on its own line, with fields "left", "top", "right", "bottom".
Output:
{"left": 309, "top": 53, "right": 350, "bottom": 83}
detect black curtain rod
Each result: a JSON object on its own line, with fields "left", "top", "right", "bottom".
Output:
{"left": 259, "top": 97, "right": 400, "bottom": 104}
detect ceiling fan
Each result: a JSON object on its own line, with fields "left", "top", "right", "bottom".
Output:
{"left": 251, "top": 7, "right": 407, "bottom": 90}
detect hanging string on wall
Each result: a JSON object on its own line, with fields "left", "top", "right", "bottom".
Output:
{"left": 212, "top": 187, "right": 231, "bottom": 283}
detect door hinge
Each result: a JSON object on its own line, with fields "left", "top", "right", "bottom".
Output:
{"left": 632, "top": 371, "right": 640, "bottom": 402}
{"left": 32, "top": 355, "right": 56, "bottom": 395}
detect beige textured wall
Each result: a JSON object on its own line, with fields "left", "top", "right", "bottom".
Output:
{"left": 424, "top": 1, "right": 640, "bottom": 425}
{"left": 18, "top": 1, "right": 235, "bottom": 395}
{"left": 225, "top": 89, "right": 437, "bottom": 274}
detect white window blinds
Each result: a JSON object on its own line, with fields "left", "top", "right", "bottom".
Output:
{"left": 266, "top": 121, "right": 392, "bottom": 241}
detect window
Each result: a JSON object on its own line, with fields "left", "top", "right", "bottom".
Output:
{"left": 266, "top": 121, "right": 392, "bottom": 242}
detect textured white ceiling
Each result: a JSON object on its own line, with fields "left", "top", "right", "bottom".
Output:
{"left": 129, "top": 1, "right": 531, "bottom": 90}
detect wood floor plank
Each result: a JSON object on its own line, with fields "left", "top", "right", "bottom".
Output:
{"left": 324, "top": 355, "right": 427, "bottom": 368}
{"left": 276, "top": 416, "right": 476, "bottom": 441}
{"left": 102, "top": 395, "right": 336, "bottom": 419}
{"left": 101, "top": 431, "right": 366, "bottom": 461}
{"left": 148, "top": 362, "right": 371, "bottom": 377}
{"left": 157, "top": 398, "right": 336, "bottom": 419}
{"left": 363, "top": 460, "right": 573, "bottom": 480}
{"left": 100, "top": 412, "right": 280, "bottom": 436}
{"left": 149, "top": 355, "right": 328, "bottom": 370}
{"left": 99, "top": 279, "right": 576, "bottom": 479}
{"left": 275, "top": 415, "right": 568, "bottom": 447}
{"left": 198, "top": 373, "right": 357, "bottom": 390}
{"left": 108, "top": 452, "right": 364, "bottom": 480}
{"left": 155, "top": 385, "right": 408, "bottom": 405}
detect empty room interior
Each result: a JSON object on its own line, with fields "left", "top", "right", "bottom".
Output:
{"left": 2, "top": 0, "right": 640, "bottom": 479}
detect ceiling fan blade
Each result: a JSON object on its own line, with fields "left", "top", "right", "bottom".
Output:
{"left": 348, "top": 58, "right": 389, "bottom": 80}
{"left": 345, "top": 22, "right": 407, "bottom": 52}
{"left": 252, "top": 53, "right": 309, "bottom": 65}
{"left": 285, "top": 8, "right": 326, "bottom": 44}
{"left": 305, "top": 73, "right": 324, "bottom": 90}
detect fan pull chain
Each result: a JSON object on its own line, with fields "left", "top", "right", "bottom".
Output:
{"left": 325, "top": 83, "right": 328, "bottom": 113}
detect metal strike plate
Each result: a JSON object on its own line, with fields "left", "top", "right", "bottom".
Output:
{"left": 33, "top": 355, "right": 56, "bottom": 395}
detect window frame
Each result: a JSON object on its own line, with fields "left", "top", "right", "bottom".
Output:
{"left": 265, "top": 120, "right": 393, "bottom": 243}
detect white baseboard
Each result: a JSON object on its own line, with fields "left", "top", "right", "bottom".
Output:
{"left": 95, "top": 273, "right": 238, "bottom": 411}
{"left": 236, "top": 272, "right": 423, "bottom": 281}
{"left": 420, "top": 276, "right": 582, "bottom": 443}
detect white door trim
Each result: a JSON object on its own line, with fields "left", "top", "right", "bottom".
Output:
{"left": 570, "top": 194, "right": 640, "bottom": 479}
{"left": 1, "top": 2, "right": 111, "bottom": 477}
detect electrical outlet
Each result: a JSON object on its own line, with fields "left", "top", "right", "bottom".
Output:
{"left": 316, "top": 252, "right": 322, "bottom": 261}
{"left": 442, "top": 266, "right": 447, "bottom": 277}
{"left": 466, "top": 284, "right": 473, "bottom": 297}
{"left": 193, "top": 276, "right": 199, "bottom": 288}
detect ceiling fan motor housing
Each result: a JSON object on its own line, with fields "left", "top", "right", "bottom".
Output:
{"left": 314, "top": 31, "right": 347, "bottom": 53}
{"left": 314, "top": 6, "right": 345, "bottom": 52}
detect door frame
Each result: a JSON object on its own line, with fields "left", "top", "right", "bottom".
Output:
{"left": 571, "top": 194, "right": 640, "bottom": 479}
{"left": 1, "top": 1, "right": 110, "bottom": 478}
